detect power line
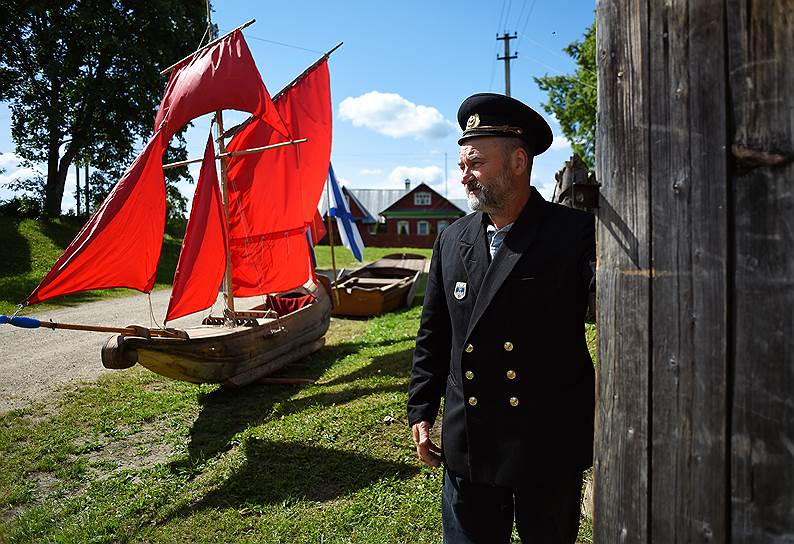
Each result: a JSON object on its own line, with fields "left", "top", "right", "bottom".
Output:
{"left": 503, "top": 0, "right": 514, "bottom": 32}
{"left": 496, "top": 0, "right": 509, "bottom": 33}
{"left": 515, "top": 0, "right": 537, "bottom": 52}
{"left": 514, "top": 0, "right": 528, "bottom": 34}
{"left": 522, "top": 34, "right": 598, "bottom": 80}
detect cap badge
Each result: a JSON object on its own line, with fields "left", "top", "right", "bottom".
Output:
{"left": 466, "top": 113, "right": 480, "bottom": 130}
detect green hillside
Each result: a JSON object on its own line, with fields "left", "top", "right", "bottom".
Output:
{"left": 0, "top": 217, "right": 181, "bottom": 315}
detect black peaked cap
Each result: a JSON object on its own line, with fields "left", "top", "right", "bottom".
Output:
{"left": 457, "top": 93, "right": 553, "bottom": 155}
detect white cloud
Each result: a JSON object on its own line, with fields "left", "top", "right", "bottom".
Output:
{"left": 388, "top": 165, "right": 444, "bottom": 188}
{"left": 532, "top": 172, "right": 557, "bottom": 201}
{"left": 0, "top": 152, "right": 45, "bottom": 188}
{"left": 338, "top": 91, "right": 456, "bottom": 139}
{"left": 0, "top": 152, "right": 23, "bottom": 168}
{"left": 359, "top": 168, "right": 382, "bottom": 176}
{"left": 549, "top": 135, "right": 571, "bottom": 151}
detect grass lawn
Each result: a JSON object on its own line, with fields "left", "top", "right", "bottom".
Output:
{"left": 0, "top": 310, "right": 597, "bottom": 543}
{"left": 0, "top": 216, "right": 595, "bottom": 542}
{"left": 312, "top": 246, "right": 433, "bottom": 272}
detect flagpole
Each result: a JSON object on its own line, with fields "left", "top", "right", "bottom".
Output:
{"left": 325, "top": 178, "right": 340, "bottom": 307}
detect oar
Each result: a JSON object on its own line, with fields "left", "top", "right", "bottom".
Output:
{"left": 0, "top": 315, "right": 185, "bottom": 338}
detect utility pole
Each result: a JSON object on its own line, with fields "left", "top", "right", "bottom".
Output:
{"left": 497, "top": 32, "right": 518, "bottom": 97}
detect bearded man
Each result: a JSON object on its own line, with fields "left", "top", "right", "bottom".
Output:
{"left": 407, "top": 93, "right": 596, "bottom": 544}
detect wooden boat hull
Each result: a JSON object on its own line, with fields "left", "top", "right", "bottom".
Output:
{"left": 331, "top": 253, "right": 425, "bottom": 317}
{"left": 101, "top": 284, "right": 331, "bottom": 386}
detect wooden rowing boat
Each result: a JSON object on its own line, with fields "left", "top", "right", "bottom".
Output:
{"left": 332, "top": 253, "right": 426, "bottom": 317}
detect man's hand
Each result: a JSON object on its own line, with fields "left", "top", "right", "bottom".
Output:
{"left": 412, "top": 420, "right": 442, "bottom": 468}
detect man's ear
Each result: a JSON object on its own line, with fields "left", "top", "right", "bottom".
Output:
{"left": 512, "top": 147, "right": 529, "bottom": 177}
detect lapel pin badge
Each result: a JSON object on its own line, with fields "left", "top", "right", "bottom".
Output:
{"left": 454, "top": 281, "right": 467, "bottom": 300}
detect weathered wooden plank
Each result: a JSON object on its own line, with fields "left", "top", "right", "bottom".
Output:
{"left": 594, "top": 1, "right": 651, "bottom": 542}
{"left": 727, "top": 1, "right": 794, "bottom": 541}
{"left": 648, "top": 0, "right": 729, "bottom": 541}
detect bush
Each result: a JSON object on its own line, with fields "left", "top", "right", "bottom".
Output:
{"left": 0, "top": 195, "right": 43, "bottom": 219}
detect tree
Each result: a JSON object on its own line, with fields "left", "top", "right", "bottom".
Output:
{"left": 535, "top": 22, "right": 596, "bottom": 169}
{"left": 0, "top": 0, "right": 206, "bottom": 217}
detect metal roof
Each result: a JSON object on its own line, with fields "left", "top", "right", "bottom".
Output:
{"left": 348, "top": 188, "right": 408, "bottom": 218}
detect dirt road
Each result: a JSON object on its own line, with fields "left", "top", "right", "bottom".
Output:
{"left": 0, "top": 290, "right": 221, "bottom": 413}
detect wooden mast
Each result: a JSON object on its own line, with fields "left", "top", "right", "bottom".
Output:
{"left": 206, "top": 7, "right": 236, "bottom": 320}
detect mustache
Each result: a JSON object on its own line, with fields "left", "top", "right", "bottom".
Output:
{"left": 464, "top": 181, "right": 484, "bottom": 191}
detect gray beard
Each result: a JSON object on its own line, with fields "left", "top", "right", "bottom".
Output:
{"left": 465, "top": 171, "right": 511, "bottom": 214}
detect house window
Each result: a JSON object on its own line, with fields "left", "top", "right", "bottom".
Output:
{"left": 414, "top": 192, "right": 431, "bottom": 206}
{"left": 368, "top": 224, "right": 378, "bottom": 235}
{"left": 397, "top": 221, "right": 410, "bottom": 235}
{"left": 437, "top": 220, "right": 449, "bottom": 233}
{"left": 418, "top": 221, "right": 430, "bottom": 236}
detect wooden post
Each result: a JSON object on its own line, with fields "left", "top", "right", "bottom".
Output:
{"left": 325, "top": 180, "right": 340, "bottom": 306}
{"left": 595, "top": 0, "right": 794, "bottom": 541}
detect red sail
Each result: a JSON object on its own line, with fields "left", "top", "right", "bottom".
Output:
{"left": 309, "top": 209, "right": 327, "bottom": 245}
{"left": 27, "top": 132, "right": 166, "bottom": 305}
{"left": 225, "top": 60, "right": 332, "bottom": 297}
{"left": 165, "top": 133, "right": 228, "bottom": 322}
{"left": 154, "top": 30, "right": 288, "bottom": 142}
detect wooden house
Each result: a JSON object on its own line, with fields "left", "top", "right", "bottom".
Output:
{"left": 321, "top": 180, "right": 467, "bottom": 249}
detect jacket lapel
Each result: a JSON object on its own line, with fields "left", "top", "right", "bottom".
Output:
{"left": 465, "top": 188, "right": 546, "bottom": 339}
{"left": 457, "top": 212, "right": 489, "bottom": 301}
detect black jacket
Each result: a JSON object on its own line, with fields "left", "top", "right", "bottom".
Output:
{"left": 407, "top": 187, "right": 595, "bottom": 486}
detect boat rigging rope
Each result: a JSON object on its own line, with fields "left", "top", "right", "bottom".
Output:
{"left": 147, "top": 293, "right": 165, "bottom": 331}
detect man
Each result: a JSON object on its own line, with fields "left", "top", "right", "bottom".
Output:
{"left": 407, "top": 93, "right": 595, "bottom": 543}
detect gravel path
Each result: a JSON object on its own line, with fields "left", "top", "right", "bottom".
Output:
{"left": 0, "top": 289, "right": 225, "bottom": 413}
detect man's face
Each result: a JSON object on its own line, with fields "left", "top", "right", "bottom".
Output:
{"left": 458, "top": 138, "right": 514, "bottom": 214}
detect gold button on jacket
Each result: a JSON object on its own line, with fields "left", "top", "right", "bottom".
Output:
{"left": 465, "top": 344, "right": 474, "bottom": 353}
{"left": 509, "top": 397, "right": 519, "bottom": 407}
{"left": 465, "top": 370, "right": 474, "bottom": 380}
{"left": 506, "top": 370, "right": 516, "bottom": 380}
{"left": 468, "top": 396, "right": 478, "bottom": 406}
{"left": 504, "top": 341, "right": 514, "bottom": 351}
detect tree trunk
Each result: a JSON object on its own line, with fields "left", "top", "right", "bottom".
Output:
{"left": 44, "top": 139, "right": 63, "bottom": 218}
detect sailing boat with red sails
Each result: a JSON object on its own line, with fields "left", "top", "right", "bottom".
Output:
{"left": 1, "top": 21, "right": 341, "bottom": 387}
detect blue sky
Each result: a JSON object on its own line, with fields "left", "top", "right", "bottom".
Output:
{"left": 0, "top": 0, "right": 595, "bottom": 212}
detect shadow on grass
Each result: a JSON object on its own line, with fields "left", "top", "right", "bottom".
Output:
{"left": 164, "top": 339, "right": 419, "bottom": 519}
{"left": 175, "top": 437, "right": 418, "bottom": 515}
{"left": 39, "top": 218, "right": 84, "bottom": 250}
{"left": 174, "top": 338, "right": 372, "bottom": 467}
{"left": 0, "top": 217, "right": 31, "bottom": 276}
{"left": 322, "top": 346, "right": 414, "bottom": 387}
